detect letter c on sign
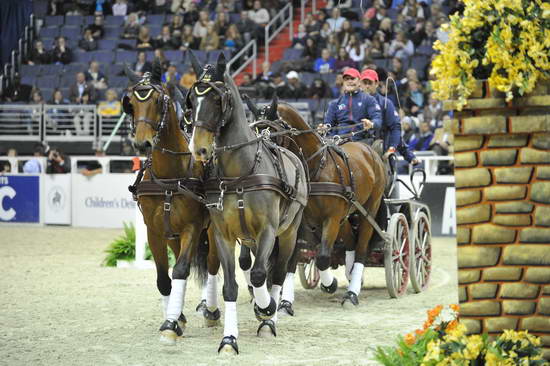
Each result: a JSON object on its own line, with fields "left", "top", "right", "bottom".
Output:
{"left": 0, "top": 186, "right": 16, "bottom": 221}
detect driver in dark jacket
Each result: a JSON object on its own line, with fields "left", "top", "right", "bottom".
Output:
{"left": 322, "top": 68, "right": 382, "bottom": 141}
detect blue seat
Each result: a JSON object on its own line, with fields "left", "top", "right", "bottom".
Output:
{"left": 229, "top": 13, "right": 240, "bottom": 23}
{"left": 283, "top": 48, "right": 302, "bottom": 60}
{"left": 183, "top": 50, "right": 207, "bottom": 65}
{"left": 21, "top": 64, "right": 42, "bottom": 77}
{"left": 60, "top": 27, "right": 80, "bottom": 40}
{"left": 90, "top": 51, "right": 115, "bottom": 64}
{"left": 116, "top": 51, "right": 137, "bottom": 64}
{"left": 40, "top": 27, "right": 59, "bottom": 39}
{"left": 207, "top": 49, "right": 232, "bottom": 63}
{"left": 411, "top": 55, "right": 430, "bottom": 81}
{"left": 59, "top": 73, "right": 75, "bottom": 87}
{"left": 108, "top": 63, "right": 124, "bottom": 77}
{"left": 104, "top": 27, "right": 121, "bottom": 40}
{"left": 36, "top": 75, "right": 59, "bottom": 89}
{"left": 65, "top": 16, "right": 84, "bottom": 26}
{"left": 147, "top": 15, "right": 165, "bottom": 25}
{"left": 148, "top": 25, "right": 161, "bottom": 37}
{"left": 33, "top": 0, "right": 48, "bottom": 16}
{"left": 41, "top": 88, "right": 54, "bottom": 102}
{"left": 116, "top": 39, "right": 136, "bottom": 50}
{"left": 373, "top": 58, "right": 389, "bottom": 70}
{"left": 73, "top": 51, "right": 93, "bottom": 63}
{"left": 97, "top": 39, "right": 118, "bottom": 51}
{"left": 44, "top": 16, "right": 64, "bottom": 27}
{"left": 105, "top": 16, "right": 124, "bottom": 27}
{"left": 60, "top": 88, "right": 70, "bottom": 99}
{"left": 164, "top": 50, "right": 183, "bottom": 63}
{"left": 300, "top": 72, "right": 316, "bottom": 88}
{"left": 416, "top": 44, "right": 434, "bottom": 56}
{"left": 110, "top": 76, "right": 129, "bottom": 88}
{"left": 64, "top": 63, "right": 86, "bottom": 75}
{"left": 21, "top": 75, "right": 36, "bottom": 86}
{"left": 320, "top": 73, "right": 336, "bottom": 85}
{"left": 41, "top": 64, "right": 65, "bottom": 76}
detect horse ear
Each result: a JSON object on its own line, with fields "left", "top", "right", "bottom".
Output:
{"left": 173, "top": 85, "right": 185, "bottom": 106}
{"left": 271, "top": 95, "right": 278, "bottom": 112}
{"left": 151, "top": 58, "right": 162, "bottom": 84}
{"left": 124, "top": 63, "right": 140, "bottom": 84}
{"left": 187, "top": 50, "right": 202, "bottom": 76}
{"left": 243, "top": 94, "right": 259, "bottom": 119}
{"left": 216, "top": 52, "right": 227, "bottom": 81}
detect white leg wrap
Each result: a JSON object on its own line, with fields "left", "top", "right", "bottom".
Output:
{"left": 223, "top": 301, "right": 238, "bottom": 338}
{"left": 320, "top": 269, "right": 334, "bottom": 287}
{"left": 348, "top": 263, "right": 364, "bottom": 295}
{"left": 162, "top": 295, "right": 170, "bottom": 318}
{"left": 281, "top": 272, "right": 295, "bottom": 303}
{"left": 206, "top": 274, "right": 218, "bottom": 310}
{"left": 166, "top": 279, "right": 186, "bottom": 321}
{"left": 200, "top": 278, "right": 208, "bottom": 301}
{"left": 253, "top": 282, "right": 271, "bottom": 309}
{"left": 270, "top": 285, "right": 281, "bottom": 323}
{"left": 243, "top": 269, "right": 252, "bottom": 288}
{"left": 345, "top": 251, "right": 355, "bottom": 281}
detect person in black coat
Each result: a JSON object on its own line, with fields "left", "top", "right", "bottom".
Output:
{"left": 78, "top": 28, "right": 98, "bottom": 51}
{"left": 51, "top": 37, "right": 73, "bottom": 65}
{"left": 27, "top": 40, "right": 51, "bottom": 65}
{"left": 3, "top": 73, "right": 32, "bottom": 102}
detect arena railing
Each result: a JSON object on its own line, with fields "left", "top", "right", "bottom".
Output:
{"left": 99, "top": 114, "right": 130, "bottom": 142}
{"left": 300, "top": 0, "right": 317, "bottom": 25}
{"left": 264, "top": 3, "right": 293, "bottom": 63}
{"left": 0, "top": 104, "right": 43, "bottom": 141}
{"left": 42, "top": 104, "right": 98, "bottom": 142}
{"left": 228, "top": 40, "right": 258, "bottom": 78}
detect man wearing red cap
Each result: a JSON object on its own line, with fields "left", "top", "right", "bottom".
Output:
{"left": 321, "top": 67, "right": 382, "bottom": 142}
{"left": 360, "top": 68, "right": 419, "bottom": 166}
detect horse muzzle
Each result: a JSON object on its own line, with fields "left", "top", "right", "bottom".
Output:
{"left": 133, "top": 139, "right": 152, "bottom": 154}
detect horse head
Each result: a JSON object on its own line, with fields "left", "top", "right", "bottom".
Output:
{"left": 123, "top": 58, "right": 174, "bottom": 153}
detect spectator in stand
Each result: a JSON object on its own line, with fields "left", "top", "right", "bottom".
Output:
{"left": 335, "top": 47, "right": 357, "bottom": 72}
{"left": 324, "top": 33, "right": 339, "bottom": 57}
{"left": 85, "top": 61, "right": 108, "bottom": 90}
{"left": 46, "top": 147, "right": 71, "bottom": 174}
{"left": 356, "top": 18, "right": 376, "bottom": 42}
{"left": 133, "top": 51, "right": 153, "bottom": 76}
{"left": 422, "top": 21, "right": 438, "bottom": 47}
{"left": 179, "top": 69, "right": 197, "bottom": 90}
{"left": 171, "top": 0, "right": 190, "bottom": 14}
{"left": 390, "top": 57, "right": 406, "bottom": 80}
{"left": 423, "top": 92, "right": 444, "bottom": 129}
{"left": 156, "top": 24, "right": 177, "bottom": 50}
{"left": 4, "top": 73, "right": 32, "bottom": 103}
{"left": 248, "top": 0, "right": 270, "bottom": 26}
{"left": 136, "top": 26, "right": 156, "bottom": 50}
{"left": 69, "top": 72, "right": 97, "bottom": 104}
{"left": 45, "top": 88, "right": 68, "bottom": 133}
{"left": 401, "top": 116, "right": 416, "bottom": 145}
{"left": 304, "top": 13, "right": 322, "bottom": 38}
{"left": 405, "top": 80, "right": 425, "bottom": 117}
{"left": 337, "top": 20, "right": 355, "bottom": 49}
{"left": 346, "top": 34, "right": 366, "bottom": 66}
{"left": 237, "top": 9, "right": 260, "bottom": 44}
{"left": 254, "top": 61, "right": 273, "bottom": 97}
{"left": 121, "top": 12, "right": 141, "bottom": 39}
{"left": 215, "top": 12, "right": 230, "bottom": 38}
{"left": 87, "top": 14, "right": 105, "bottom": 39}
{"left": 307, "top": 77, "right": 331, "bottom": 99}
{"left": 27, "top": 40, "right": 51, "bottom": 65}
{"left": 224, "top": 25, "right": 243, "bottom": 55}
{"left": 326, "top": 8, "right": 346, "bottom": 32}
{"left": 402, "top": 0, "right": 425, "bottom": 22}
{"left": 314, "top": 48, "right": 336, "bottom": 74}
{"left": 79, "top": 28, "right": 98, "bottom": 51}
{"left": 388, "top": 31, "right": 415, "bottom": 60}
{"left": 435, "top": 15, "right": 450, "bottom": 43}
{"left": 319, "top": 22, "right": 334, "bottom": 41}
{"left": 23, "top": 144, "right": 45, "bottom": 173}
{"left": 162, "top": 63, "right": 181, "bottom": 84}
{"left": 154, "top": 49, "right": 170, "bottom": 71}
{"left": 410, "top": 19, "right": 427, "bottom": 48}
{"left": 182, "top": 2, "right": 199, "bottom": 24}
{"left": 179, "top": 25, "right": 199, "bottom": 51}
{"left": 377, "top": 17, "right": 394, "bottom": 43}
{"left": 170, "top": 14, "right": 184, "bottom": 34}
{"left": 282, "top": 71, "right": 307, "bottom": 99}
{"left": 408, "top": 121, "right": 433, "bottom": 152}
{"left": 199, "top": 23, "right": 220, "bottom": 51}
{"left": 369, "top": 36, "right": 386, "bottom": 59}
{"left": 326, "top": 0, "right": 352, "bottom": 8}
{"left": 51, "top": 37, "right": 72, "bottom": 65}
{"left": 193, "top": 11, "right": 210, "bottom": 39}
{"left": 331, "top": 74, "right": 343, "bottom": 97}
{"left": 30, "top": 90, "right": 45, "bottom": 128}
{"left": 72, "top": 90, "right": 93, "bottom": 136}
{"left": 266, "top": 73, "right": 287, "bottom": 99}
{"left": 98, "top": 89, "right": 122, "bottom": 117}
{"left": 80, "top": 148, "right": 105, "bottom": 177}
{"left": 292, "top": 24, "right": 308, "bottom": 49}
{"left": 111, "top": 0, "right": 128, "bottom": 16}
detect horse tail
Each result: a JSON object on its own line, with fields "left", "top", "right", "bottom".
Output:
{"left": 191, "top": 228, "right": 209, "bottom": 286}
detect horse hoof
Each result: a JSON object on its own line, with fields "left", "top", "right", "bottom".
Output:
{"left": 177, "top": 313, "right": 187, "bottom": 330}
{"left": 159, "top": 319, "right": 183, "bottom": 345}
{"left": 277, "top": 300, "right": 295, "bottom": 317}
{"left": 257, "top": 319, "right": 277, "bottom": 338}
{"left": 196, "top": 299, "right": 207, "bottom": 314}
{"left": 320, "top": 277, "right": 338, "bottom": 294}
{"left": 204, "top": 307, "right": 221, "bottom": 327}
{"left": 254, "top": 298, "right": 276, "bottom": 321}
{"left": 218, "top": 336, "right": 239, "bottom": 355}
{"left": 341, "top": 291, "right": 359, "bottom": 309}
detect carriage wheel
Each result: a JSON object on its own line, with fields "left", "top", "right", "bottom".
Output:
{"left": 298, "top": 259, "right": 320, "bottom": 289}
{"left": 384, "top": 213, "right": 410, "bottom": 298}
{"left": 409, "top": 211, "right": 432, "bottom": 293}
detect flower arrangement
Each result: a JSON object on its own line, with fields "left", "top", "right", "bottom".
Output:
{"left": 373, "top": 304, "right": 547, "bottom": 365}
{"left": 430, "top": 0, "right": 550, "bottom": 110}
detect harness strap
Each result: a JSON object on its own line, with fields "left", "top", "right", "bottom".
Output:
{"left": 236, "top": 187, "right": 253, "bottom": 240}
{"left": 128, "top": 163, "right": 147, "bottom": 201}
{"left": 163, "top": 190, "right": 179, "bottom": 240}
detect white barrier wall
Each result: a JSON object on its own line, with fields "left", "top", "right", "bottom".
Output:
{"left": 43, "top": 174, "right": 71, "bottom": 225}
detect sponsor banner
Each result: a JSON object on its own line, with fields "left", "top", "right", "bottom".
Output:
{"left": 72, "top": 174, "right": 137, "bottom": 228}
{"left": 0, "top": 175, "right": 40, "bottom": 223}
{"left": 44, "top": 174, "right": 72, "bottom": 225}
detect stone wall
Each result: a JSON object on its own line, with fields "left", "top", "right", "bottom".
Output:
{"left": 445, "top": 84, "right": 550, "bottom": 358}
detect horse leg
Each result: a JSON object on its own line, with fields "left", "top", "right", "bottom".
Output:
{"left": 202, "top": 227, "right": 221, "bottom": 327}
{"left": 148, "top": 232, "right": 172, "bottom": 319}
{"left": 337, "top": 221, "right": 356, "bottom": 282}
{"left": 250, "top": 228, "right": 278, "bottom": 326}
{"left": 239, "top": 245, "right": 254, "bottom": 301}
{"left": 316, "top": 217, "right": 341, "bottom": 294}
{"left": 279, "top": 216, "right": 305, "bottom": 317}
{"left": 159, "top": 227, "right": 200, "bottom": 344}
{"left": 215, "top": 234, "right": 240, "bottom": 355}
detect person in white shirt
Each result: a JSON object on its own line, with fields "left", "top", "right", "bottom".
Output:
{"left": 248, "top": 0, "right": 269, "bottom": 25}
{"left": 193, "top": 11, "right": 210, "bottom": 38}
{"left": 326, "top": 8, "right": 345, "bottom": 32}
{"left": 112, "top": 0, "right": 128, "bottom": 16}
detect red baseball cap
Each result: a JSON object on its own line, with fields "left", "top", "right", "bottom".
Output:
{"left": 361, "top": 69, "right": 379, "bottom": 82}
{"left": 342, "top": 68, "right": 360, "bottom": 79}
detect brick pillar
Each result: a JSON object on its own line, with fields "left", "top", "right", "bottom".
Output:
{"left": 446, "top": 82, "right": 550, "bottom": 359}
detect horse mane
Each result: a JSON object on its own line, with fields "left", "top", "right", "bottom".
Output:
{"left": 276, "top": 101, "right": 323, "bottom": 145}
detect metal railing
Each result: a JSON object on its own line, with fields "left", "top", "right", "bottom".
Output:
{"left": 228, "top": 40, "right": 258, "bottom": 78}
{"left": 0, "top": 104, "right": 43, "bottom": 141}
{"left": 264, "top": 3, "right": 293, "bottom": 63}
{"left": 300, "top": 0, "right": 317, "bottom": 25}
{"left": 43, "top": 104, "right": 98, "bottom": 142}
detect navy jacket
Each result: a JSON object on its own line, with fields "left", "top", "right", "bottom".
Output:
{"left": 324, "top": 90, "right": 382, "bottom": 141}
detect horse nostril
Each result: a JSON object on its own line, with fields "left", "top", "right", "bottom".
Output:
{"left": 197, "top": 148, "right": 207, "bottom": 156}
{"left": 133, "top": 140, "right": 152, "bottom": 152}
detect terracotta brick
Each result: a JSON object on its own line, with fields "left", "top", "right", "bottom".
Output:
{"left": 455, "top": 168, "right": 492, "bottom": 188}
{"left": 462, "top": 116, "right": 507, "bottom": 134}
{"left": 520, "top": 317, "right": 550, "bottom": 332}
{"left": 531, "top": 182, "right": 550, "bottom": 203}
{"left": 539, "top": 298, "right": 550, "bottom": 316}
{"left": 495, "top": 202, "right": 534, "bottom": 214}
{"left": 455, "top": 152, "right": 478, "bottom": 168}
{"left": 510, "top": 114, "right": 550, "bottom": 133}
{"left": 454, "top": 136, "right": 484, "bottom": 152}
{"left": 494, "top": 214, "right": 531, "bottom": 226}
{"left": 457, "top": 205, "right": 491, "bottom": 225}
{"left": 525, "top": 268, "right": 550, "bottom": 284}
{"left": 461, "top": 319, "right": 481, "bottom": 334}
{"left": 501, "top": 283, "right": 540, "bottom": 299}
{"left": 520, "top": 228, "right": 550, "bottom": 243}
{"left": 485, "top": 317, "right": 518, "bottom": 332}
{"left": 483, "top": 267, "right": 523, "bottom": 281}
{"left": 538, "top": 167, "right": 550, "bottom": 180}
{"left": 460, "top": 301, "right": 501, "bottom": 316}
{"left": 458, "top": 246, "right": 501, "bottom": 268}
{"left": 532, "top": 133, "right": 550, "bottom": 150}
{"left": 481, "top": 149, "right": 518, "bottom": 166}
{"left": 456, "top": 190, "right": 482, "bottom": 207}
{"left": 503, "top": 245, "right": 550, "bottom": 265}
{"left": 488, "top": 135, "right": 528, "bottom": 148}
{"left": 458, "top": 269, "right": 481, "bottom": 284}
{"left": 495, "top": 167, "right": 533, "bottom": 183}
{"left": 521, "top": 148, "right": 550, "bottom": 164}
{"left": 485, "top": 186, "right": 526, "bottom": 201}
{"left": 470, "top": 283, "right": 498, "bottom": 299}
{"left": 457, "top": 228, "right": 471, "bottom": 244}
{"left": 503, "top": 300, "right": 536, "bottom": 315}
{"left": 472, "top": 224, "right": 516, "bottom": 244}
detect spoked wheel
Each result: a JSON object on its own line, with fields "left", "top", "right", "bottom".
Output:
{"left": 409, "top": 210, "right": 432, "bottom": 293}
{"left": 384, "top": 213, "right": 410, "bottom": 298}
{"left": 298, "top": 259, "right": 320, "bottom": 289}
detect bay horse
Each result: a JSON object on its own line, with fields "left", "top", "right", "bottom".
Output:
{"left": 123, "top": 59, "right": 221, "bottom": 344}
{"left": 246, "top": 97, "right": 387, "bottom": 311}
{"left": 186, "top": 52, "right": 307, "bottom": 354}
